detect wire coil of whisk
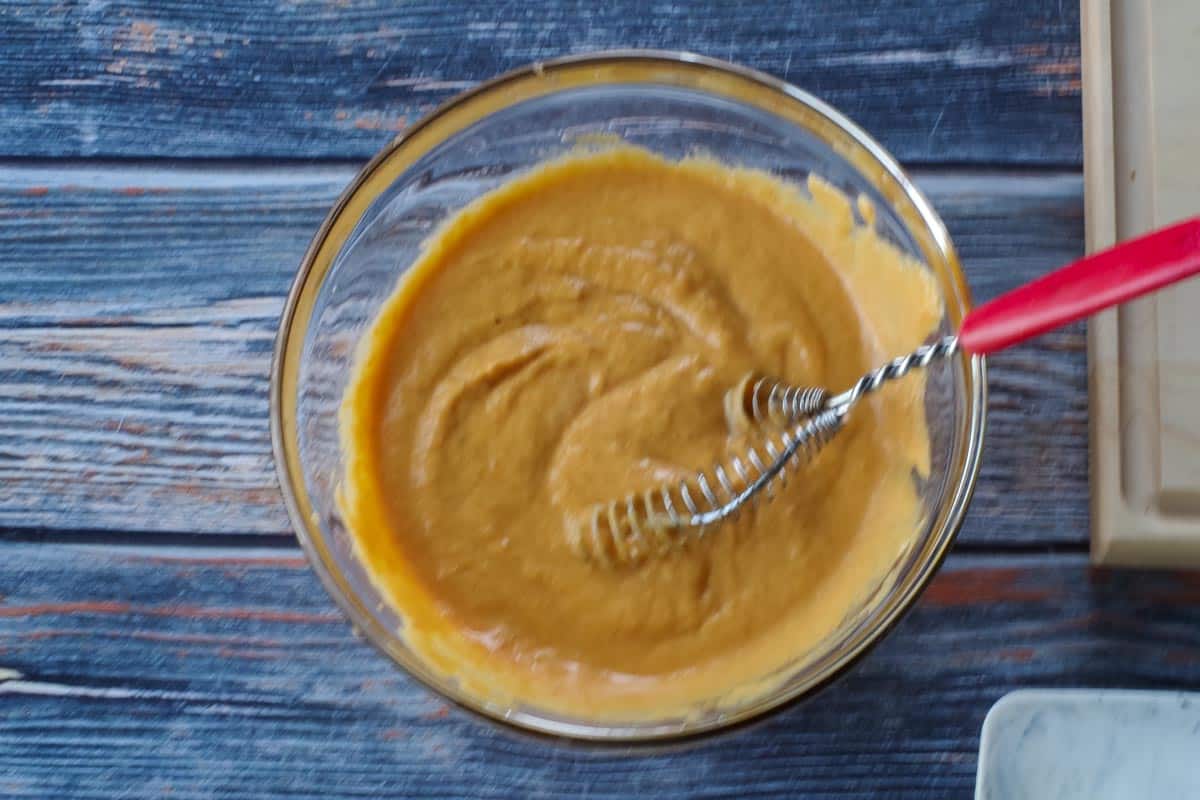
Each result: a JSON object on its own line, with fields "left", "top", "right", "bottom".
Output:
{"left": 746, "top": 374, "right": 829, "bottom": 427}
{"left": 567, "top": 376, "right": 843, "bottom": 568}
{"left": 567, "top": 335, "right": 960, "bottom": 568}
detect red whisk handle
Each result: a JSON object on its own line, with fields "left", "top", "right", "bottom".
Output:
{"left": 958, "top": 216, "right": 1200, "bottom": 355}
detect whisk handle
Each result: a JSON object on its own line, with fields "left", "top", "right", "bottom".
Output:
{"left": 958, "top": 216, "right": 1200, "bottom": 355}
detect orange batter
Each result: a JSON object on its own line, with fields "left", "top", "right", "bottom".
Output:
{"left": 339, "top": 147, "right": 942, "bottom": 718}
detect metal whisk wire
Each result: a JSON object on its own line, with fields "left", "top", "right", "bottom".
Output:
{"left": 567, "top": 335, "right": 959, "bottom": 567}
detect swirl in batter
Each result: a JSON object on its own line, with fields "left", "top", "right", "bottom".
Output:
{"left": 339, "top": 147, "right": 942, "bottom": 718}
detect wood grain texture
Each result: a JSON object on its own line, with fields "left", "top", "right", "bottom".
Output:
{"left": 0, "top": 164, "right": 1085, "bottom": 542}
{"left": 0, "top": 5, "right": 1107, "bottom": 797}
{"left": 2, "top": 542, "right": 1197, "bottom": 798}
{"left": 0, "top": 0, "right": 1082, "bottom": 164}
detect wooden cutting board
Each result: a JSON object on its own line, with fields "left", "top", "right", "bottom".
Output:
{"left": 1085, "top": 0, "right": 1200, "bottom": 565}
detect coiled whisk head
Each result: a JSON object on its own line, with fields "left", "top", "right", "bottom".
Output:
{"left": 565, "top": 336, "right": 960, "bottom": 569}
{"left": 566, "top": 375, "right": 843, "bottom": 568}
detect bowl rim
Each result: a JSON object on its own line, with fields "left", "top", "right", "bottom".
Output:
{"left": 269, "top": 48, "right": 987, "bottom": 745}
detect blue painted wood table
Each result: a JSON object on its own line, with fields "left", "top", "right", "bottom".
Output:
{"left": 3, "top": 2, "right": 1196, "bottom": 797}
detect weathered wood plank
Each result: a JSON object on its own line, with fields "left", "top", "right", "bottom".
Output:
{"left": 2, "top": 543, "right": 1195, "bottom": 798}
{"left": 0, "top": 0, "right": 1082, "bottom": 164}
{"left": 923, "top": 171, "right": 1089, "bottom": 546}
{"left": 0, "top": 165, "right": 1084, "bottom": 542}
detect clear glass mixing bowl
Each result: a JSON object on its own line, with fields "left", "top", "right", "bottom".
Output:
{"left": 270, "top": 50, "right": 986, "bottom": 743}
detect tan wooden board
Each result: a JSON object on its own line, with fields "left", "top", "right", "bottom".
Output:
{"left": 1085, "top": 0, "right": 1200, "bottom": 565}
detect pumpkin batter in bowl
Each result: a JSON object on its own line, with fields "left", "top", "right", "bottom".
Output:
{"left": 339, "top": 146, "right": 943, "bottom": 719}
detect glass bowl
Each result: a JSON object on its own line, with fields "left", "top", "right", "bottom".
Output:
{"left": 270, "top": 50, "right": 986, "bottom": 744}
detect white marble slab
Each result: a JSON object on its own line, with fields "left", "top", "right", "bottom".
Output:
{"left": 977, "top": 690, "right": 1200, "bottom": 799}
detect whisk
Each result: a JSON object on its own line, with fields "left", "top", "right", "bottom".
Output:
{"left": 569, "top": 216, "right": 1200, "bottom": 567}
